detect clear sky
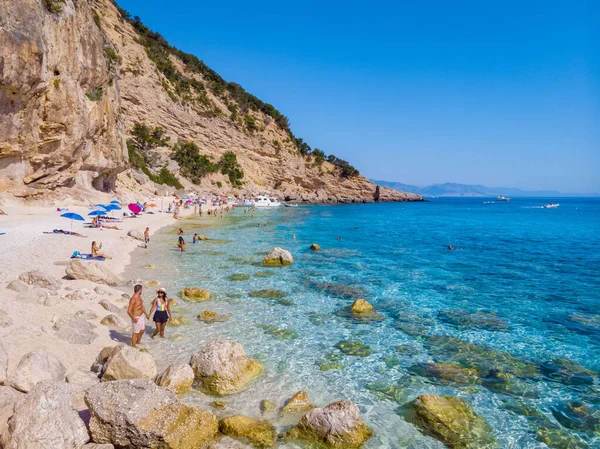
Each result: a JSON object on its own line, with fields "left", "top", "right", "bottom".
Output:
{"left": 115, "top": 0, "right": 599, "bottom": 193}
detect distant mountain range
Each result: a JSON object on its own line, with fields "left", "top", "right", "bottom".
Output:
{"left": 370, "top": 181, "right": 593, "bottom": 198}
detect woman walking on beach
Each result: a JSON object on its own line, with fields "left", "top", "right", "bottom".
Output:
{"left": 148, "top": 288, "right": 171, "bottom": 338}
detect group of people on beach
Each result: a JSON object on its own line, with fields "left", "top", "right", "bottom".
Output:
{"left": 127, "top": 284, "right": 173, "bottom": 347}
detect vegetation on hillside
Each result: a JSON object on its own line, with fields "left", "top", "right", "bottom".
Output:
{"left": 109, "top": 0, "right": 360, "bottom": 179}
{"left": 43, "top": 0, "right": 65, "bottom": 13}
{"left": 171, "top": 142, "right": 244, "bottom": 187}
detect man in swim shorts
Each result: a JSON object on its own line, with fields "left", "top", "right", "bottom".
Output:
{"left": 144, "top": 227, "right": 150, "bottom": 249}
{"left": 127, "top": 284, "right": 147, "bottom": 347}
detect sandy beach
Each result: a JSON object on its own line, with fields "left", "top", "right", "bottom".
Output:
{"left": 0, "top": 201, "right": 207, "bottom": 394}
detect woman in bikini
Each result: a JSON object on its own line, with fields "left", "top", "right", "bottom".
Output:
{"left": 91, "top": 241, "right": 112, "bottom": 259}
{"left": 177, "top": 236, "right": 186, "bottom": 252}
{"left": 148, "top": 287, "right": 171, "bottom": 338}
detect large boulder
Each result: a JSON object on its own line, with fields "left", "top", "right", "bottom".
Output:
{"left": 53, "top": 314, "right": 99, "bottom": 345}
{"left": 85, "top": 379, "right": 219, "bottom": 448}
{"left": 189, "top": 340, "right": 264, "bottom": 396}
{"left": 101, "top": 344, "right": 157, "bottom": 381}
{"left": 156, "top": 363, "right": 194, "bottom": 394}
{"left": 285, "top": 401, "right": 373, "bottom": 448}
{"left": 408, "top": 395, "right": 495, "bottom": 449}
{"left": 0, "top": 342, "right": 7, "bottom": 384}
{"left": 0, "top": 387, "right": 24, "bottom": 437}
{"left": 180, "top": 287, "right": 211, "bottom": 301}
{"left": 1, "top": 382, "right": 89, "bottom": 449}
{"left": 262, "top": 247, "right": 293, "bottom": 266}
{"left": 99, "top": 299, "right": 122, "bottom": 313}
{"left": 18, "top": 270, "right": 61, "bottom": 291}
{"left": 127, "top": 229, "right": 145, "bottom": 241}
{"left": 219, "top": 415, "right": 276, "bottom": 449}
{"left": 100, "top": 314, "right": 128, "bottom": 328}
{"left": 8, "top": 350, "right": 66, "bottom": 393}
{"left": 66, "top": 260, "right": 121, "bottom": 286}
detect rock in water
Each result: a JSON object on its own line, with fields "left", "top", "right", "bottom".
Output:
{"left": 8, "top": 350, "right": 66, "bottom": 393}
{"left": 310, "top": 244, "right": 321, "bottom": 251}
{"left": 189, "top": 340, "right": 264, "bottom": 396}
{"left": 127, "top": 229, "right": 145, "bottom": 241}
{"left": 281, "top": 391, "right": 315, "bottom": 415}
{"left": 285, "top": 401, "right": 373, "bottom": 448}
{"left": 198, "top": 310, "right": 230, "bottom": 324}
{"left": 18, "top": 270, "right": 61, "bottom": 290}
{"left": 101, "top": 344, "right": 157, "bottom": 381}
{"left": 53, "top": 314, "right": 99, "bottom": 344}
{"left": 85, "top": 379, "right": 218, "bottom": 448}
{"left": 409, "top": 395, "right": 495, "bottom": 449}
{"left": 1, "top": 382, "right": 89, "bottom": 449}
{"left": 100, "top": 314, "right": 127, "bottom": 328}
{"left": 219, "top": 415, "right": 277, "bottom": 449}
{"left": 66, "top": 260, "right": 121, "bottom": 286}
{"left": 262, "top": 247, "right": 294, "bottom": 266}
{"left": 180, "top": 287, "right": 211, "bottom": 301}
{"left": 156, "top": 363, "right": 194, "bottom": 394}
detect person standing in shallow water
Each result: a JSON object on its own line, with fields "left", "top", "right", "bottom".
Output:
{"left": 127, "top": 284, "right": 147, "bottom": 348}
{"left": 148, "top": 287, "right": 172, "bottom": 338}
{"left": 177, "top": 236, "right": 186, "bottom": 252}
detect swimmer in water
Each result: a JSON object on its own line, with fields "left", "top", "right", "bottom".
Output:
{"left": 448, "top": 245, "right": 454, "bottom": 250}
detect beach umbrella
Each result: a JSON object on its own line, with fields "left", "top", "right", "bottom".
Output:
{"left": 110, "top": 200, "right": 120, "bottom": 204}
{"left": 104, "top": 204, "right": 121, "bottom": 212}
{"left": 128, "top": 203, "right": 142, "bottom": 215}
{"left": 88, "top": 210, "right": 104, "bottom": 217}
{"left": 61, "top": 212, "right": 84, "bottom": 231}
{"left": 147, "top": 203, "right": 158, "bottom": 207}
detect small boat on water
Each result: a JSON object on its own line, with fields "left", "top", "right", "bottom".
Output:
{"left": 543, "top": 203, "right": 560, "bottom": 209}
{"left": 254, "top": 196, "right": 281, "bottom": 207}
{"left": 234, "top": 200, "right": 254, "bottom": 208}
{"left": 284, "top": 204, "right": 298, "bottom": 208}
{"left": 497, "top": 196, "right": 511, "bottom": 202}
{"left": 483, "top": 201, "right": 495, "bottom": 204}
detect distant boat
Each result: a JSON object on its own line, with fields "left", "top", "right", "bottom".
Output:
{"left": 234, "top": 200, "right": 254, "bottom": 207}
{"left": 497, "top": 196, "right": 511, "bottom": 202}
{"left": 543, "top": 203, "right": 560, "bottom": 209}
{"left": 284, "top": 204, "right": 298, "bottom": 208}
{"left": 254, "top": 196, "right": 281, "bottom": 207}
{"left": 483, "top": 201, "right": 495, "bottom": 204}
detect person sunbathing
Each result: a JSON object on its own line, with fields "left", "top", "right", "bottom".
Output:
{"left": 49, "top": 229, "right": 87, "bottom": 237}
{"left": 91, "top": 241, "right": 112, "bottom": 259}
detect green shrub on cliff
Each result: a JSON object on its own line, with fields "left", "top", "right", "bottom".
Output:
{"left": 43, "top": 0, "right": 65, "bottom": 13}
{"left": 219, "top": 152, "right": 244, "bottom": 187}
{"left": 171, "top": 141, "right": 219, "bottom": 183}
{"left": 86, "top": 87, "right": 103, "bottom": 102}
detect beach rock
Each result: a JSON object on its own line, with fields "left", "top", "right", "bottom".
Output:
{"left": 180, "top": 287, "right": 211, "bottom": 301}
{"left": 285, "top": 401, "right": 373, "bottom": 448}
{"left": 170, "top": 316, "right": 189, "bottom": 327}
{"left": 220, "top": 415, "right": 277, "bottom": 449}
{"left": 438, "top": 309, "right": 509, "bottom": 332}
{"left": 262, "top": 247, "right": 294, "bottom": 266}
{"left": 85, "top": 379, "right": 219, "bottom": 448}
{"left": 409, "top": 363, "right": 480, "bottom": 386}
{"left": 66, "top": 260, "right": 121, "bottom": 286}
{"left": 408, "top": 395, "right": 494, "bottom": 449}
{"left": 64, "top": 289, "right": 93, "bottom": 301}
{"left": 249, "top": 290, "right": 286, "bottom": 299}
{"left": 53, "top": 314, "right": 99, "bottom": 345}
{"left": 76, "top": 309, "right": 98, "bottom": 320}
{"left": 156, "top": 363, "right": 194, "bottom": 394}
{"left": 99, "top": 299, "right": 121, "bottom": 313}
{"left": 83, "top": 444, "right": 115, "bottom": 449}
{"left": 8, "top": 350, "right": 66, "bottom": 393}
{"left": 0, "top": 308, "right": 13, "bottom": 328}
{"left": 101, "top": 344, "right": 157, "bottom": 381}
{"left": 6, "top": 280, "right": 29, "bottom": 294}
{"left": 144, "top": 264, "right": 156, "bottom": 270}
{"left": 189, "top": 340, "right": 264, "bottom": 396}
{"left": 0, "top": 343, "right": 7, "bottom": 385}
{"left": 91, "top": 346, "right": 115, "bottom": 376}
{"left": 100, "top": 314, "right": 127, "bottom": 328}
{"left": 481, "top": 370, "right": 539, "bottom": 398}
{"left": 281, "top": 391, "right": 315, "bottom": 415}
{"left": 18, "top": 270, "right": 61, "bottom": 291}
{"left": 260, "top": 400, "right": 276, "bottom": 414}
{"left": 17, "top": 288, "right": 49, "bottom": 305}
{"left": 212, "top": 400, "right": 228, "bottom": 410}
{"left": 198, "top": 235, "right": 209, "bottom": 241}
{"left": 206, "top": 436, "right": 253, "bottom": 449}
{"left": 127, "top": 229, "right": 145, "bottom": 241}
{"left": 350, "top": 299, "right": 374, "bottom": 315}
{"left": 1, "top": 382, "right": 88, "bottom": 449}
{"left": 198, "top": 310, "right": 230, "bottom": 323}
{"left": 146, "top": 279, "right": 160, "bottom": 287}
{"left": 66, "top": 370, "right": 100, "bottom": 391}
{"left": 310, "top": 244, "right": 321, "bottom": 251}
{"left": 335, "top": 340, "right": 373, "bottom": 357}
{"left": 0, "top": 387, "right": 24, "bottom": 440}
{"left": 94, "top": 286, "right": 111, "bottom": 295}
{"left": 229, "top": 274, "right": 250, "bottom": 281}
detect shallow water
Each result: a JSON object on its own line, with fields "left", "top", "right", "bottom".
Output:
{"left": 125, "top": 198, "right": 600, "bottom": 448}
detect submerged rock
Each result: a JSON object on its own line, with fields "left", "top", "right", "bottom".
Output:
{"left": 335, "top": 340, "right": 373, "bottom": 357}
{"left": 198, "top": 310, "right": 230, "bottom": 323}
{"left": 156, "top": 363, "right": 194, "bottom": 394}
{"left": 408, "top": 395, "right": 495, "bottom": 449}
{"left": 310, "top": 244, "right": 321, "bottom": 251}
{"left": 220, "top": 415, "right": 277, "bottom": 449}
{"left": 189, "top": 340, "right": 264, "bottom": 396}
{"left": 254, "top": 271, "right": 275, "bottom": 277}
{"left": 249, "top": 289, "right": 286, "bottom": 299}
{"left": 285, "top": 400, "right": 373, "bottom": 448}
{"left": 8, "top": 350, "right": 66, "bottom": 393}
{"left": 482, "top": 370, "right": 539, "bottom": 398}
{"left": 306, "top": 280, "right": 367, "bottom": 299}
{"left": 535, "top": 424, "right": 590, "bottom": 449}
{"left": 540, "top": 358, "right": 598, "bottom": 387}
{"left": 258, "top": 324, "right": 299, "bottom": 340}
{"left": 281, "top": 391, "right": 315, "bottom": 415}
{"left": 101, "top": 344, "right": 157, "bottom": 381}
{"left": 409, "top": 363, "right": 479, "bottom": 386}
{"left": 345, "top": 299, "right": 384, "bottom": 322}
{"left": 85, "top": 379, "right": 218, "bottom": 448}
{"left": 259, "top": 400, "right": 276, "bottom": 414}
{"left": 262, "top": 247, "right": 294, "bottom": 266}
{"left": 551, "top": 401, "right": 600, "bottom": 435}
{"left": 1, "top": 382, "right": 88, "bottom": 449}
{"left": 180, "top": 287, "right": 211, "bottom": 301}
{"left": 169, "top": 316, "right": 189, "bottom": 327}
{"left": 228, "top": 274, "right": 250, "bottom": 281}
{"left": 438, "top": 309, "right": 509, "bottom": 332}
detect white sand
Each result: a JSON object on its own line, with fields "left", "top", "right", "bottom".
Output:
{"left": 0, "top": 201, "right": 211, "bottom": 382}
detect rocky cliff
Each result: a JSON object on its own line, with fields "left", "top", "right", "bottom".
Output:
{"left": 0, "top": 0, "right": 421, "bottom": 204}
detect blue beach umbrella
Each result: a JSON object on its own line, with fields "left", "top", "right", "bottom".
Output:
{"left": 104, "top": 204, "right": 121, "bottom": 212}
{"left": 110, "top": 200, "right": 120, "bottom": 204}
{"left": 88, "top": 210, "right": 104, "bottom": 217}
{"left": 61, "top": 212, "right": 85, "bottom": 231}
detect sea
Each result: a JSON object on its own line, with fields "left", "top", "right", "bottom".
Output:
{"left": 125, "top": 197, "right": 600, "bottom": 449}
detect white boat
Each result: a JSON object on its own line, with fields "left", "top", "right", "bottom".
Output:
{"left": 543, "top": 203, "right": 560, "bottom": 209}
{"left": 253, "top": 196, "right": 281, "bottom": 207}
{"left": 497, "top": 196, "right": 511, "bottom": 202}
{"left": 483, "top": 201, "right": 495, "bottom": 204}
{"left": 284, "top": 204, "right": 298, "bottom": 208}
{"left": 234, "top": 200, "right": 254, "bottom": 207}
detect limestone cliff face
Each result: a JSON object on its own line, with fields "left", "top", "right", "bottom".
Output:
{"left": 0, "top": 0, "right": 421, "bottom": 204}
{"left": 0, "top": 0, "right": 127, "bottom": 202}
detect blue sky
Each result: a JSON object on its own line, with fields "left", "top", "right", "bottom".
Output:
{"left": 116, "top": 0, "right": 599, "bottom": 193}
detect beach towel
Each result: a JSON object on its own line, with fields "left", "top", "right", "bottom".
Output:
{"left": 71, "top": 251, "right": 105, "bottom": 261}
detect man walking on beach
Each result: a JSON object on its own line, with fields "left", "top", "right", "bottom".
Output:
{"left": 127, "top": 284, "right": 147, "bottom": 348}
{"left": 144, "top": 227, "right": 150, "bottom": 249}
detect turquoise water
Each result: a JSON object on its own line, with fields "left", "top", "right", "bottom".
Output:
{"left": 127, "top": 198, "right": 600, "bottom": 448}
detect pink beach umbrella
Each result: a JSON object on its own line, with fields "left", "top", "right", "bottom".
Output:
{"left": 128, "top": 203, "right": 142, "bottom": 215}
